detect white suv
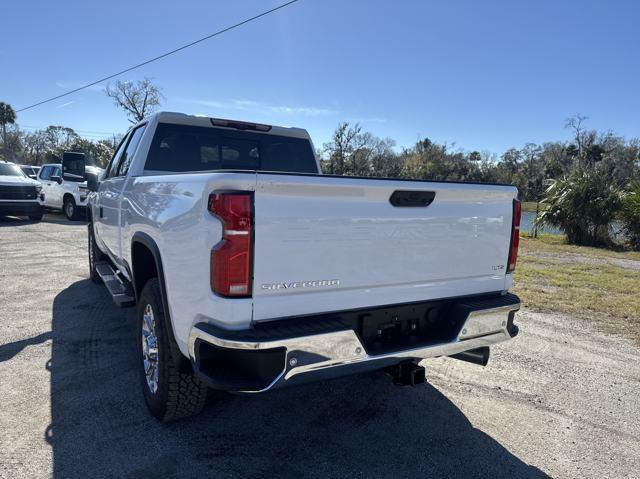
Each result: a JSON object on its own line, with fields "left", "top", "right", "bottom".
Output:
{"left": 37, "top": 163, "right": 89, "bottom": 220}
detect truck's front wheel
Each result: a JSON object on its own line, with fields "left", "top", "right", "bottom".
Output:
{"left": 64, "top": 196, "right": 77, "bottom": 220}
{"left": 88, "top": 223, "right": 104, "bottom": 284}
{"left": 137, "top": 278, "right": 208, "bottom": 422}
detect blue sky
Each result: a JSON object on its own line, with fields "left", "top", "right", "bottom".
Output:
{"left": 2, "top": 0, "right": 639, "bottom": 154}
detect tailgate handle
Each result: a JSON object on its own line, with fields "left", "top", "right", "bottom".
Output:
{"left": 389, "top": 190, "right": 436, "bottom": 207}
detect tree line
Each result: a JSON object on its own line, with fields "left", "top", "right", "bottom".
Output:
{"left": 320, "top": 116, "right": 639, "bottom": 202}
{"left": 0, "top": 121, "right": 119, "bottom": 168}
{"left": 0, "top": 78, "right": 162, "bottom": 168}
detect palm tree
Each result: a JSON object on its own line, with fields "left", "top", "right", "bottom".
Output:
{"left": 537, "top": 172, "right": 622, "bottom": 246}
{"left": 0, "top": 102, "right": 17, "bottom": 144}
{"left": 619, "top": 181, "right": 640, "bottom": 250}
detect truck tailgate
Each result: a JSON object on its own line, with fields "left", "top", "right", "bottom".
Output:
{"left": 252, "top": 174, "right": 517, "bottom": 322}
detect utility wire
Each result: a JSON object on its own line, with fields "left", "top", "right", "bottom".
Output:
{"left": 19, "top": 124, "right": 116, "bottom": 135}
{"left": 16, "top": 0, "right": 300, "bottom": 113}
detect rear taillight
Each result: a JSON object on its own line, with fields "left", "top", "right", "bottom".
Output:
{"left": 208, "top": 192, "right": 253, "bottom": 297}
{"left": 507, "top": 199, "right": 521, "bottom": 273}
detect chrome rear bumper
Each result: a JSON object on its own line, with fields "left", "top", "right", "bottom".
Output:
{"left": 189, "top": 295, "right": 520, "bottom": 393}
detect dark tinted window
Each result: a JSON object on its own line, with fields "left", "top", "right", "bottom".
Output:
{"left": 106, "top": 133, "right": 130, "bottom": 179}
{"left": 145, "top": 123, "right": 318, "bottom": 174}
{"left": 116, "top": 124, "right": 147, "bottom": 177}
{"left": 62, "top": 152, "right": 85, "bottom": 180}
{"left": 39, "top": 166, "right": 52, "bottom": 180}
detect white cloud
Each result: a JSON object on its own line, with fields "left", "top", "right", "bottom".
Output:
{"left": 56, "top": 101, "right": 75, "bottom": 109}
{"left": 349, "top": 117, "right": 387, "bottom": 124}
{"left": 232, "top": 99, "right": 259, "bottom": 108}
{"left": 189, "top": 99, "right": 226, "bottom": 109}
{"left": 56, "top": 81, "right": 104, "bottom": 93}
{"left": 269, "top": 105, "right": 337, "bottom": 116}
{"left": 176, "top": 98, "right": 338, "bottom": 117}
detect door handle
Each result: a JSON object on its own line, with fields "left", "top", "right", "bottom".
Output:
{"left": 389, "top": 190, "right": 436, "bottom": 207}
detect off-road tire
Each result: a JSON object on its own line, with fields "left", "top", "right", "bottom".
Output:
{"left": 88, "top": 223, "right": 104, "bottom": 284}
{"left": 137, "top": 278, "right": 208, "bottom": 422}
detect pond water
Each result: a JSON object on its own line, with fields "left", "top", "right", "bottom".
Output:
{"left": 520, "top": 211, "right": 626, "bottom": 239}
{"left": 520, "top": 211, "right": 561, "bottom": 235}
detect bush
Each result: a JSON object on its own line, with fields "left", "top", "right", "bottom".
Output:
{"left": 619, "top": 181, "right": 640, "bottom": 250}
{"left": 537, "top": 172, "right": 622, "bottom": 246}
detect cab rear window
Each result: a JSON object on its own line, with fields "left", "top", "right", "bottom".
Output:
{"left": 144, "top": 123, "right": 318, "bottom": 174}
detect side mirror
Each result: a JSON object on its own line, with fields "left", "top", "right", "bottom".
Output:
{"left": 50, "top": 175, "right": 62, "bottom": 184}
{"left": 87, "top": 176, "right": 99, "bottom": 192}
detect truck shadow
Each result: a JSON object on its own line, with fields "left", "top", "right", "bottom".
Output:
{"left": 0, "top": 331, "right": 52, "bottom": 362}
{"left": 0, "top": 212, "right": 85, "bottom": 227}
{"left": 0, "top": 215, "right": 35, "bottom": 226}
{"left": 48, "top": 279, "right": 549, "bottom": 479}
{"left": 41, "top": 212, "right": 87, "bottom": 225}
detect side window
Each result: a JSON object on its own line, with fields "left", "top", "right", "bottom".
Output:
{"left": 105, "top": 134, "right": 130, "bottom": 179}
{"left": 52, "top": 166, "right": 61, "bottom": 178}
{"left": 39, "top": 166, "right": 52, "bottom": 180}
{"left": 116, "top": 124, "right": 146, "bottom": 177}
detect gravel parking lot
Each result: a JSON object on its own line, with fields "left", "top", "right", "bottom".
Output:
{"left": 1, "top": 214, "right": 639, "bottom": 479}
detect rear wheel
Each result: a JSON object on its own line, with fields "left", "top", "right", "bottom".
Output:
{"left": 137, "top": 278, "right": 208, "bottom": 422}
{"left": 64, "top": 196, "right": 77, "bottom": 220}
{"left": 88, "top": 223, "right": 104, "bottom": 284}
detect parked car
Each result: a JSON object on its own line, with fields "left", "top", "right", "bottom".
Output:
{"left": 37, "top": 163, "right": 89, "bottom": 220}
{"left": 19, "top": 164, "right": 40, "bottom": 180}
{"left": 87, "top": 112, "right": 522, "bottom": 422}
{"left": 0, "top": 161, "right": 44, "bottom": 221}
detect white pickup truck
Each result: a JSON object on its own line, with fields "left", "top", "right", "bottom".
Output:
{"left": 0, "top": 161, "right": 44, "bottom": 221}
{"left": 38, "top": 157, "right": 90, "bottom": 220}
{"left": 87, "top": 112, "right": 522, "bottom": 422}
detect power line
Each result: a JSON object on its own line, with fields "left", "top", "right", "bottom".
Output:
{"left": 19, "top": 124, "right": 116, "bottom": 135}
{"left": 16, "top": 0, "right": 300, "bottom": 113}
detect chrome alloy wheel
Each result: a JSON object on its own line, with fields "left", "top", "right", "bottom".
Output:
{"left": 141, "top": 304, "right": 159, "bottom": 393}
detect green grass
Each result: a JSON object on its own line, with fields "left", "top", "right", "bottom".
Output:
{"left": 513, "top": 235, "right": 640, "bottom": 342}
{"left": 521, "top": 232, "right": 640, "bottom": 261}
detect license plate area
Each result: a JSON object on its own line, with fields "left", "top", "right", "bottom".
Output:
{"left": 357, "top": 300, "right": 463, "bottom": 355}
